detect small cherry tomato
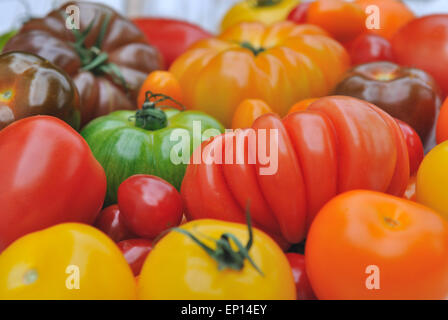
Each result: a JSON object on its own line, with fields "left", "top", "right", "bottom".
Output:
{"left": 94, "top": 205, "right": 135, "bottom": 242}
{"left": 285, "top": 253, "right": 316, "bottom": 300}
{"left": 287, "top": 2, "right": 311, "bottom": 24}
{"left": 117, "top": 239, "right": 153, "bottom": 276}
{"left": 396, "top": 119, "right": 424, "bottom": 176}
{"left": 137, "top": 71, "right": 184, "bottom": 110}
{"left": 436, "top": 97, "right": 448, "bottom": 144}
{"left": 118, "top": 175, "right": 183, "bottom": 239}
{"left": 231, "top": 99, "right": 272, "bottom": 129}
{"left": 346, "top": 34, "right": 394, "bottom": 65}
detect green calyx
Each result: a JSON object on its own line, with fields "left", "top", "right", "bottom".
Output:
{"left": 131, "top": 90, "right": 185, "bottom": 131}
{"left": 68, "top": 13, "right": 127, "bottom": 91}
{"left": 254, "top": 0, "right": 282, "bottom": 7}
{"left": 240, "top": 41, "right": 266, "bottom": 56}
{"left": 173, "top": 207, "right": 264, "bottom": 276}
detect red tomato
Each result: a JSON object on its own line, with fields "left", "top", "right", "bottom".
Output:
{"left": 117, "top": 238, "right": 152, "bottom": 276}
{"left": 396, "top": 119, "right": 424, "bottom": 176}
{"left": 436, "top": 97, "right": 448, "bottom": 144}
{"left": 132, "top": 18, "right": 212, "bottom": 68}
{"left": 346, "top": 34, "right": 394, "bottom": 65}
{"left": 95, "top": 205, "right": 135, "bottom": 243}
{"left": 285, "top": 253, "right": 316, "bottom": 300}
{"left": 181, "top": 96, "right": 409, "bottom": 244}
{"left": 118, "top": 175, "right": 183, "bottom": 239}
{"left": 0, "top": 116, "right": 106, "bottom": 251}
{"left": 392, "top": 15, "right": 448, "bottom": 95}
{"left": 287, "top": 2, "right": 311, "bottom": 24}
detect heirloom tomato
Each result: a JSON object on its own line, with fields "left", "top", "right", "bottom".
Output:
{"left": 306, "top": 191, "right": 448, "bottom": 300}
{"left": 287, "top": 2, "right": 311, "bottom": 24}
{"left": 0, "top": 116, "right": 106, "bottom": 251}
{"left": 118, "top": 238, "right": 152, "bottom": 276}
{"left": 132, "top": 18, "right": 212, "bottom": 67}
{"left": 436, "top": 97, "right": 448, "bottom": 144}
{"left": 81, "top": 92, "right": 224, "bottom": 205}
{"left": 0, "top": 51, "right": 80, "bottom": 130}
{"left": 334, "top": 61, "right": 441, "bottom": 147}
{"left": 231, "top": 99, "right": 273, "bottom": 129}
{"left": 138, "top": 219, "right": 296, "bottom": 299}
{"left": 345, "top": 34, "right": 394, "bottom": 66}
{"left": 4, "top": 1, "right": 162, "bottom": 125}
{"left": 94, "top": 205, "right": 135, "bottom": 243}
{"left": 285, "top": 253, "right": 316, "bottom": 300}
{"left": 137, "top": 71, "right": 184, "bottom": 110}
{"left": 0, "top": 223, "right": 136, "bottom": 299}
{"left": 221, "top": 0, "right": 299, "bottom": 31}
{"left": 392, "top": 15, "right": 448, "bottom": 95}
{"left": 287, "top": 98, "right": 317, "bottom": 114}
{"left": 396, "top": 119, "right": 424, "bottom": 176}
{"left": 170, "top": 21, "right": 349, "bottom": 127}
{"left": 181, "top": 96, "right": 409, "bottom": 244}
{"left": 417, "top": 141, "right": 448, "bottom": 221}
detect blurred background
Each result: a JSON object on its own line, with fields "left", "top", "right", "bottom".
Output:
{"left": 0, "top": 0, "right": 447, "bottom": 34}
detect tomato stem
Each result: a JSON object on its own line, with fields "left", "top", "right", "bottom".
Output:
{"left": 240, "top": 41, "right": 266, "bottom": 56}
{"left": 172, "top": 206, "right": 264, "bottom": 276}
{"left": 254, "top": 0, "right": 282, "bottom": 7}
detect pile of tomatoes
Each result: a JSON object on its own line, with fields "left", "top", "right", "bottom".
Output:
{"left": 1, "top": 0, "right": 448, "bottom": 300}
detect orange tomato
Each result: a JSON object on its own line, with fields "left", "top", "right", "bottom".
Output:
{"left": 137, "top": 71, "right": 184, "bottom": 109}
{"left": 231, "top": 99, "right": 273, "bottom": 129}
{"left": 170, "top": 21, "right": 349, "bottom": 127}
{"left": 307, "top": 0, "right": 366, "bottom": 42}
{"left": 355, "top": 0, "right": 415, "bottom": 40}
{"left": 436, "top": 97, "right": 448, "bottom": 144}
{"left": 306, "top": 190, "right": 448, "bottom": 300}
{"left": 287, "top": 98, "right": 318, "bottom": 114}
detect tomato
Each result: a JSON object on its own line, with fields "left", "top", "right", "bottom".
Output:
{"left": 3, "top": 2, "right": 163, "bottom": 126}
{"left": 231, "top": 99, "right": 273, "bottom": 129}
{"left": 306, "top": 190, "right": 448, "bottom": 300}
{"left": 417, "top": 141, "right": 448, "bottom": 221}
{"left": 170, "top": 21, "right": 349, "bottom": 127}
{"left": 117, "top": 239, "right": 152, "bottom": 276}
{"left": 0, "top": 223, "right": 137, "bottom": 299}
{"left": 345, "top": 34, "right": 394, "bottom": 66}
{"left": 138, "top": 219, "right": 296, "bottom": 299}
{"left": 0, "top": 116, "right": 106, "bottom": 251}
{"left": 181, "top": 96, "right": 409, "bottom": 244}
{"left": 94, "top": 205, "right": 135, "bottom": 243}
{"left": 221, "top": 0, "right": 300, "bottom": 31}
{"left": 285, "top": 253, "right": 316, "bottom": 300}
{"left": 0, "top": 30, "right": 16, "bottom": 52}
{"left": 0, "top": 51, "right": 80, "bottom": 131}
{"left": 306, "top": 0, "right": 366, "bottom": 43}
{"left": 396, "top": 119, "right": 424, "bottom": 176}
{"left": 334, "top": 61, "right": 440, "bottom": 147}
{"left": 287, "top": 2, "right": 311, "bottom": 24}
{"left": 137, "top": 71, "right": 184, "bottom": 110}
{"left": 436, "top": 97, "right": 448, "bottom": 144}
{"left": 356, "top": 0, "right": 415, "bottom": 40}
{"left": 118, "top": 175, "right": 183, "bottom": 239}
{"left": 81, "top": 92, "right": 223, "bottom": 204}
{"left": 132, "top": 18, "right": 211, "bottom": 68}
{"left": 287, "top": 98, "right": 317, "bottom": 114}
{"left": 392, "top": 15, "right": 448, "bottom": 95}
{"left": 404, "top": 175, "right": 417, "bottom": 201}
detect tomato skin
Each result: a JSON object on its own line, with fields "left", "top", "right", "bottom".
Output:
{"left": 417, "top": 141, "right": 448, "bottom": 221}
{"left": 170, "top": 21, "right": 349, "bottom": 127}
{"left": 117, "top": 239, "right": 152, "bottom": 276}
{"left": 0, "top": 116, "right": 106, "bottom": 251}
{"left": 392, "top": 15, "right": 448, "bottom": 95}
{"left": 118, "top": 175, "right": 183, "bottom": 239}
{"left": 287, "top": 98, "right": 317, "bottom": 114}
{"left": 436, "top": 97, "right": 448, "bottom": 144}
{"left": 94, "top": 205, "right": 135, "bottom": 243}
{"left": 285, "top": 253, "right": 316, "bottom": 300}
{"left": 287, "top": 2, "right": 311, "bottom": 24}
{"left": 346, "top": 34, "right": 394, "bottom": 65}
{"left": 137, "top": 71, "right": 184, "bottom": 110}
{"left": 231, "top": 99, "right": 272, "bottom": 129}
{"left": 306, "top": 190, "right": 448, "bottom": 300}
{"left": 132, "top": 18, "right": 211, "bottom": 68}
{"left": 138, "top": 219, "right": 296, "bottom": 300}
{"left": 396, "top": 119, "right": 424, "bottom": 176}
{"left": 0, "top": 223, "right": 137, "bottom": 299}
{"left": 181, "top": 96, "right": 409, "bottom": 244}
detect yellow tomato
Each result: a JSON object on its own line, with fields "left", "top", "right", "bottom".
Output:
{"left": 138, "top": 219, "right": 296, "bottom": 300}
{"left": 170, "top": 21, "right": 349, "bottom": 127}
{"left": 221, "top": 0, "right": 300, "bottom": 32}
{"left": 231, "top": 99, "right": 273, "bottom": 129}
{"left": 0, "top": 223, "right": 137, "bottom": 300}
{"left": 417, "top": 141, "right": 448, "bottom": 220}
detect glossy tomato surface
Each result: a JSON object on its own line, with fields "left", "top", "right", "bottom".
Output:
{"left": 117, "top": 238, "right": 152, "bottom": 276}
{"left": 0, "top": 116, "right": 106, "bottom": 251}
{"left": 346, "top": 34, "right": 394, "bottom": 65}
{"left": 285, "top": 253, "right": 316, "bottom": 300}
{"left": 94, "top": 205, "right": 135, "bottom": 243}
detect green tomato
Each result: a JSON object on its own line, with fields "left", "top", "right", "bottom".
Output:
{"left": 81, "top": 108, "right": 224, "bottom": 205}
